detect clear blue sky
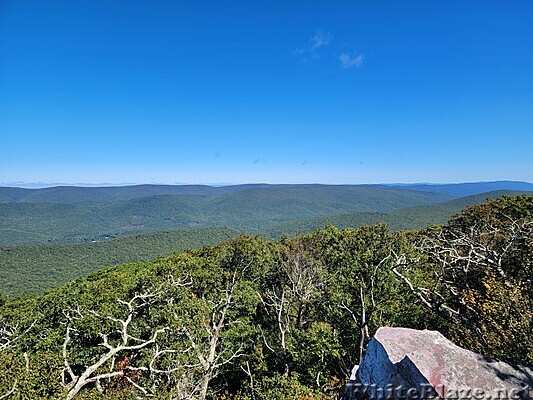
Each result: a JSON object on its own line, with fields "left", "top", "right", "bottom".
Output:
{"left": 1, "top": 1, "right": 532, "bottom": 185}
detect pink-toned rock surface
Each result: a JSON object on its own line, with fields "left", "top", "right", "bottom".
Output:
{"left": 344, "top": 327, "right": 533, "bottom": 399}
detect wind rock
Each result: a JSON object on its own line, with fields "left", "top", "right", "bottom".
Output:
{"left": 344, "top": 327, "right": 533, "bottom": 399}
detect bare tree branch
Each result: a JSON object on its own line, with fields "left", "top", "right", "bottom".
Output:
{"left": 0, "top": 381, "right": 16, "bottom": 400}
{"left": 61, "top": 291, "right": 173, "bottom": 399}
{"left": 0, "top": 319, "right": 35, "bottom": 398}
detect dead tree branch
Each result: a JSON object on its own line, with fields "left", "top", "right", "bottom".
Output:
{"left": 61, "top": 292, "right": 172, "bottom": 400}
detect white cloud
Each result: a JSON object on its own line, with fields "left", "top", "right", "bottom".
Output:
{"left": 310, "top": 31, "right": 333, "bottom": 50}
{"left": 296, "top": 32, "right": 366, "bottom": 70}
{"left": 296, "top": 31, "right": 333, "bottom": 59}
{"left": 340, "top": 52, "right": 364, "bottom": 68}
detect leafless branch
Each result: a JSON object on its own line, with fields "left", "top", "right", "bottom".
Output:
{"left": 0, "top": 381, "right": 16, "bottom": 400}
{"left": 0, "top": 319, "right": 35, "bottom": 399}
{"left": 61, "top": 291, "right": 172, "bottom": 399}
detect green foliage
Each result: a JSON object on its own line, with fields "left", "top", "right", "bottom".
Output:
{"left": 259, "top": 190, "right": 530, "bottom": 238}
{"left": 245, "top": 373, "right": 329, "bottom": 400}
{"left": 461, "top": 274, "right": 532, "bottom": 364}
{"left": 0, "top": 186, "right": 453, "bottom": 245}
{"left": 0, "top": 194, "right": 531, "bottom": 399}
{"left": 438, "top": 195, "right": 533, "bottom": 364}
{"left": 392, "top": 195, "right": 533, "bottom": 365}
{"left": 0, "top": 227, "right": 418, "bottom": 398}
{"left": 2, "top": 182, "right": 531, "bottom": 204}
{"left": 0, "top": 227, "right": 239, "bottom": 297}
{"left": 450, "top": 193, "right": 533, "bottom": 228}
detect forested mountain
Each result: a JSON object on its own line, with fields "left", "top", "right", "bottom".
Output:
{"left": 0, "top": 185, "right": 452, "bottom": 245}
{"left": 0, "top": 227, "right": 239, "bottom": 297}
{"left": 2, "top": 181, "right": 532, "bottom": 203}
{"left": 256, "top": 190, "right": 531, "bottom": 237}
{"left": 0, "top": 184, "right": 277, "bottom": 203}
{"left": 0, "top": 194, "right": 531, "bottom": 399}
{"left": 3, "top": 191, "right": 526, "bottom": 297}
{"left": 1, "top": 188, "right": 529, "bottom": 299}
{"left": 388, "top": 180, "right": 533, "bottom": 197}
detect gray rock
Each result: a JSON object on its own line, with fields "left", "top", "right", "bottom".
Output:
{"left": 344, "top": 327, "right": 533, "bottom": 400}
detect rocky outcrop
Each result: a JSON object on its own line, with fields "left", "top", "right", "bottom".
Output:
{"left": 344, "top": 327, "right": 533, "bottom": 399}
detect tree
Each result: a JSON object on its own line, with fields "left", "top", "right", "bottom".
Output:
{"left": 258, "top": 242, "right": 325, "bottom": 379}
{"left": 180, "top": 267, "right": 247, "bottom": 400}
{"left": 390, "top": 195, "right": 533, "bottom": 364}
{"left": 61, "top": 291, "right": 173, "bottom": 399}
{"left": 300, "top": 223, "right": 431, "bottom": 381}
{"left": 0, "top": 319, "right": 33, "bottom": 399}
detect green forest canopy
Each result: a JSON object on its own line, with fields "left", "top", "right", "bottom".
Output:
{"left": 0, "top": 190, "right": 527, "bottom": 298}
{"left": 0, "top": 194, "right": 531, "bottom": 399}
{"left": 0, "top": 227, "right": 239, "bottom": 297}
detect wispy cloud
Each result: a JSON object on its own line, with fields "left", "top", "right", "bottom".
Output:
{"left": 339, "top": 52, "right": 364, "bottom": 69}
{"left": 297, "top": 32, "right": 365, "bottom": 70}
{"left": 253, "top": 158, "right": 266, "bottom": 165}
{"left": 296, "top": 31, "right": 333, "bottom": 59}
{"left": 310, "top": 31, "right": 333, "bottom": 50}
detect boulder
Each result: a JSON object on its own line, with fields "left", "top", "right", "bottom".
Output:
{"left": 344, "top": 327, "right": 533, "bottom": 400}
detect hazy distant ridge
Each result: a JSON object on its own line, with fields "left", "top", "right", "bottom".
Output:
{"left": 0, "top": 185, "right": 451, "bottom": 245}
{"left": 386, "top": 180, "right": 533, "bottom": 197}
{"left": 0, "top": 184, "right": 278, "bottom": 203}
{"left": 2, "top": 181, "right": 532, "bottom": 204}
{"left": 259, "top": 190, "right": 531, "bottom": 237}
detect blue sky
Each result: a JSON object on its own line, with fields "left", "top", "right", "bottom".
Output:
{"left": 1, "top": 1, "right": 532, "bottom": 185}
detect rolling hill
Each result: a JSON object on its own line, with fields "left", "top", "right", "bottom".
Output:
{"left": 387, "top": 180, "right": 533, "bottom": 197}
{"left": 0, "top": 185, "right": 453, "bottom": 245}
{"left": 2, "top": 181, "right": 531, "bottom": 203}
{"left": 0, "top": 227, "right": 239, "bottom": 297}
{"left": 1, "top": 189, "right": 531, "bottom": 297}
{"left": 259, "top": 190, "right": 532, "bottom": 237}
{"left": 0, "top": 184, "right": 276, "bottom": 203}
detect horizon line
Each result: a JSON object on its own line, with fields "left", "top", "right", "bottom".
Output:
{"left": 1, "top": 179, "right": 532, "bottom": 189}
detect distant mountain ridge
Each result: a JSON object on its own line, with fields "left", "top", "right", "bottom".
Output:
{"left": 0, "top": 184, "right": 277, "bottom": 203}
{"left": 1, "top": 189, "right": 531, "bottom": 296}
{"left": 259, "top": 190, "right": 531, "bottom": 237}
{"left": 386, "top": 180, "right": 533, "bottom": 197}
{"left": 0, "top": 185, "right": 452, "bottom": 245}
{"left": 1, "top": 181, "right": 532, "bottom": 203}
